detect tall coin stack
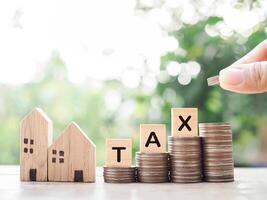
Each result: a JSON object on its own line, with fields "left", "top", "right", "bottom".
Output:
{"left": 199, "top": 122, "right": 234, "bottom": 182}
{"left": 136, "top": 152, "right": 169, "bottom": 183}
{"left": 168, "top": 136, "right": 203, "bottom": 183}
{"left": 103, "top": 167, "right": 137, "bottom": 183}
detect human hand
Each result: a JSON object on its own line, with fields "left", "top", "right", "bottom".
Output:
{"left": 219, "top": 40, "right": 267, "bottom": 94}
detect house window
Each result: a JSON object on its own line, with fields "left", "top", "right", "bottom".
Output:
{"left": 51, "top": 149, "right": 65, "bottom": 164}
{"left": 59, "top": 151, "right": 64, "bottom": 156}
{"left": 24, "top": 138, "right": 28, "bottom": 144}
{"left": 23, "top": 138, "right": 34, "bottom": 154}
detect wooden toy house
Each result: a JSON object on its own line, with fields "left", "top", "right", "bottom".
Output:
{"left": 20, "top": 108, "right": 53, "bottom": 181}
{"left": 48, "top": 122, "right": 96, "bottom": 182}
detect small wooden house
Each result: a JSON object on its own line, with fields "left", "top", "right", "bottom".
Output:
{"left": 20, "top": 108, "right": 53, "bottom": 181}
{"left": 48, "top": 122, "right": 96, "bottom": 182}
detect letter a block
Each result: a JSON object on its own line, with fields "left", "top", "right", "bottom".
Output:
{"left": 171, "top": 108, "right": 198, "bottom": 137}
{"left": 140, "top": 124, "right": 166, "bottom": 153}
{"left": 105, "top": 139, "right": 132, "bottom": 167}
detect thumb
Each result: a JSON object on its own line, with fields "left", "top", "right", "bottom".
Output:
{"left": 219, "top": 62, "right": 267, "bottom": 94}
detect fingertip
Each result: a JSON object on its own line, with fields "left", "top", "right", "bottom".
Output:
{"left": 218, "top": 64, "right": 266, "bottom": 94}
{"left": 219, "top": 68, "right": 244, "bottom": 87}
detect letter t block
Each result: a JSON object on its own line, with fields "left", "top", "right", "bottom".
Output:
{"left": 105, "top": 139, "right": 132, "bottom": 167}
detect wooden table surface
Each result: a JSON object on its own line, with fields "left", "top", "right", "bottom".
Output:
{"left": 0, "top": 166, "right": 267, "bottom": 200}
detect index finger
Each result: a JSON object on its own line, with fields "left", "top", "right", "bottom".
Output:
{"left": 233, "top": 39, "right": 267, "bottom": 65}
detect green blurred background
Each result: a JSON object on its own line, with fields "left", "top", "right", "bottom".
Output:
{"left": 0, "top": 0, "right": 267, "bottom": 166}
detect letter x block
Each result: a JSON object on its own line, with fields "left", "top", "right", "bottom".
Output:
{"left": 140, "top": 124, "right": 166, "bottom": 153}
{"left": 105, "top": 139, "right": 132, "bottom": 167}
{"left": 171, "top": 108, "right": 198, "bottom": 137}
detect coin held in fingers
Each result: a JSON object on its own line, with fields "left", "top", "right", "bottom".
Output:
{"left": 207, "top": 75, "right": 219, "bottom": 86}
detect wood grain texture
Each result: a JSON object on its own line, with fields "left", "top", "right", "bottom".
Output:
{"left": 140, "top": 124, "right": 166, "bottom": 153}
{"left": 20, "top": 108, "right": 53, "bottom": 181}
{"left": 105, "top": 139, "right": 132, "bottom": 167}
{"left": 171, "top": 108, "right": 198, "bottom": 137}
{"left": 48, "top": 122, "right": 96, "bottom": 182}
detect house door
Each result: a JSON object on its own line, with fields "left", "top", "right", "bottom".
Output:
{"left": 74, "top": 170, "right": 84, "bottom": 182}
{"left": 29, "top": 169, "right": 37, "bottom": 181}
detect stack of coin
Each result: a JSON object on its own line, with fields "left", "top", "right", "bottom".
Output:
{"left": 103, "top": 167, "right": 137, "bottom": 183}
{"left": 199, "top": 122, "right": 234, "bottom": 182}
{"left": 136, "top": 152, "right": 169, "bottom": 183}
{"left": 168, "top": 136, "right": 202, "bottom": 183}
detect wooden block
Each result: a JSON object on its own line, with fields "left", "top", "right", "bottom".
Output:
{"left": 20, "top": 108, "right": 53, "bottom": 182}
{"left": 140, "top": 124, "right": 166, "bottom": 153}
{"left": 48, "top": 122, "right": 96, "bottom": 182}
{"left": 171, "top": 108, "right": 198, "bottom": 137}
{"left": 105, "top": 139, "right": 132, "bottom": 167}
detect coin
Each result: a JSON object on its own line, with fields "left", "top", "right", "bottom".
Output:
{"left": 168, "top": 136, "right": 203, "bottom": 183}
{"left": 103, "top": 167, "right": 137, "bottom": 183}
{"left": 207, "top": 75, "right": 220, "bottom": 86}
{"left": 136, "top": 152, "right": 170, "bottom": 183}
{"left": 199, "top": 122, "right": 234, "bottom": 182}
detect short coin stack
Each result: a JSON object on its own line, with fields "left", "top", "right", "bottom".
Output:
{"left": 168, "top": 136, "right": 202, "bottom": 183}
{"left": 136, "top": 152, "right": 169, "bottom": 183}
{"left": 103, "top": 167, "right": 137, "bottom": 183}
{"left": 199, "top": 122, "right": 234, "bottom": 182}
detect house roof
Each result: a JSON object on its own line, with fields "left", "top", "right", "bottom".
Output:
{"left": 21, "top": 107, "right": 52, "bottom": 125}
{"left": 49, "top": 122, "right": 95, "bottom": 149}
